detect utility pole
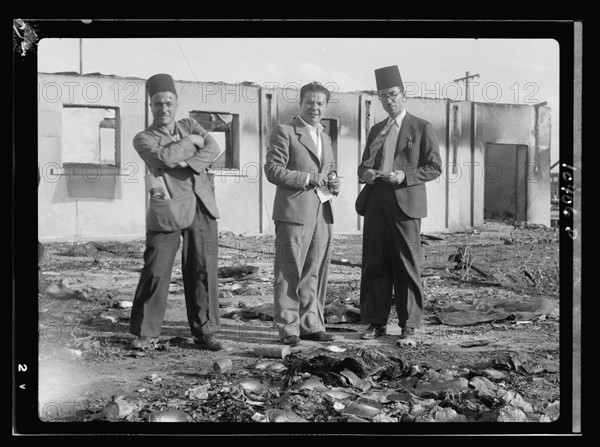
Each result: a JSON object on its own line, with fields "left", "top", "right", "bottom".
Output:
{"left": 79, "top": 39, "right": 83, "bottom": 75}
{"left": 453, "top": 71, "right": 480, "bottom": 101}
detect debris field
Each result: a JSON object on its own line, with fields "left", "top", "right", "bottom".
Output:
{"left": 37, "top": 220, "right": 560, "bottom": 424}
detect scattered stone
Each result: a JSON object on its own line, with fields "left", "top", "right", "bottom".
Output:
{"left": 46, "top": 281, "right": 82, "bottom": 300}
{"left": 326, "top": 345, "right": 346, "bottom": 353}
{"left": 415, "top": 378, "right": 469, "bottom": 398}
{"left": 333, "top": 401, "right": 346, "bottom": 411}
{"left": 415, "top": 406, "right": 468, "bottom": 422}
{"left": 497, "top": 406, "right": 528, "bottom": 422}
{"left": 251, "top": 412, "right": 268, "bottom": 422}
{"left": 409, "top": 365, "right": 423, "bottom": 376}
{"left": 324, "top": 301, "right": 361, "bottom": 324}
{"left": 497, "top": 389, "right": 534, "bottom": 413}
{"left": 459, "top": 339, "right": 491, "bottom": 348}
{"left": 103, "top": 397, "right": 138, "bottom": 420}
{"left": 249, "top": 360, "right": 275, "bottom": 370}
{"left": 482, "top": 368, "right": 507, "bottom": 381}
{"left": 470, "top": 376, "right": 498, "bottom": 399}
{"left": 544, "top": 400, "right": 560, "bottom": 421}
{"left": 185, "top": 384, "right": 210, "bottom": 400}
{"left": 146, "top": 373, "right": 162, "bottom": 383}
{"left": 409, "top": 398, "right": 438, "bottom": 417}
{"left": 396, "top": 339, "right": 417, "bottom": 348}
{"left": 372, "top": 413, "right": 397, "bottom": 422}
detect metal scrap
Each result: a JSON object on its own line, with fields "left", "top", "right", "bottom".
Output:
{"left": 236, "top": 378, "right": 267, "bottom": 396}
{"left": 147, "top": 409, "right": 192, "bottom": 422}
{"left": 265, "top": 409, "right": 308, "bottom": 422}
{"left": 341, "top": 398, "right": 383, "bottom": 419}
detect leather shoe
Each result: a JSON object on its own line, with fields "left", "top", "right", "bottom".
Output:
{"left": 400, "top": 327, "right": 415, "bottom": 339}
{"left": 361, "top": 324, "right": 386, "bottom": 340}
{"left": 281, "top": 335, "right": 300, "bottom": 346}
{"left": 300, "top": 331, "right": 334, "bottom": 342}
{"left": 131, "top": 336, "right": 159, "bottom": 349}
{"left": 194, "top": 334, "right": 227, "bottom": 351}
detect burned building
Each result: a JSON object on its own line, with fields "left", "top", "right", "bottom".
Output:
{"left": 37, "top": 73, "right": 552, "bottom": 241}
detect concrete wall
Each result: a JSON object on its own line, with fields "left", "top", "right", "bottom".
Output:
{"left": 37, "top": 73, "right": 552, "bottom": 241}
{"left": 363, "top": 96, "right": 450, "bottom": 232}
{"left": 475, "top": 103, "right": 551, "bottom": 226}
{"left": 403, "top": 98, "right": 449, "bottom": 232}
{"left": 38, "top": 73, "right": 147, "bottom": 241}
{"left": 264, "top": 88, "right": 363, "bottom": 234}
{"left": 529, "top": 105, "right": 552, "bottom": 225}
{"left": 174, "top": 80, "right": 263, "bottom": 234}
{"left": 447, "top": 101, "right": 472, "bottom": 229}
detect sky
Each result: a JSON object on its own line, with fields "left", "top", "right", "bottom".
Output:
{"left": 38, "top": 37, "right": 560, "bottom": 163}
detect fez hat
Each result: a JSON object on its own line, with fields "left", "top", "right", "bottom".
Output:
{"left": 374, "top": 65, "right": 404, "bottom": 91}
{"left": 146, "top": 73, "right": 177, "bottom": 98}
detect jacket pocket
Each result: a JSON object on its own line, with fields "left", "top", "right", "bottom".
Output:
{"left": 146, "top": 190, "right": 196, "bottom": 232}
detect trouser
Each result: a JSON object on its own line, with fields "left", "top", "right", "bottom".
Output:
{"left": 359, "top": 182, "right": 423, "bottom": 328}
{"left": 273, "top": 202, "right": 333, "bottom": 338}
{"left": 130, "top": 199, "right": 219, "bottom": 338}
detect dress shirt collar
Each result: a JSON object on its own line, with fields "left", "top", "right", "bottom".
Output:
{"left": 299, "top": 117, "right": 324, "bottom": 134}
{"left": 388, "top": 109, "right": 407, "bottom": 128}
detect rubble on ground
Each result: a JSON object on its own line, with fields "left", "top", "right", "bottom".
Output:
{"left": 36, "top": 220, "right": 561, "bottom": 423}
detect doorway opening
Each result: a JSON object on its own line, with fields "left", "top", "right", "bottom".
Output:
{"left": 484, "top": 144, "right": 528, "bottom": 221}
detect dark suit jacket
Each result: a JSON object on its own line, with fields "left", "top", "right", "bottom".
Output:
{"left": 134, "top": 118, "right": 220, "bottom": 231}
{"left": 357, "top": 112, "right": 442, "bottom": 219}
{"left": 265, "top": 117, "right": 337, "bottom": 224}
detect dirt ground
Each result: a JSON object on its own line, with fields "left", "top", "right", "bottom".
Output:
{"left": 36, "top": 219, "right": 560, "bottom": 427}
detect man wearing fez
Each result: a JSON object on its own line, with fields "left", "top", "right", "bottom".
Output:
{"left": 357, "top": 66, "right": 442, "bottom": 340}
{"left": 264, "top": 82, "right": 340, "bottom": 346}
{"left": 129, "top": 73, "right": 226, "bottom": 351}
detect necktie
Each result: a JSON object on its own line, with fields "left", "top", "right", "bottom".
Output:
{"left": 380, "top": 120, "right": 399, "bottom": 173}
{"left": 361, "top": 119, "right": 395, "bottom": 168}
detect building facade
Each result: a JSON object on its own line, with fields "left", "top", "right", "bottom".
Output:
{"left": 37, "top": 73, "right": 552, "bottom": 241}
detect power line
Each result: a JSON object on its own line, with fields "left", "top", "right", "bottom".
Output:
{"left": 175, "top": 39, "right": 199, "bottom": 81}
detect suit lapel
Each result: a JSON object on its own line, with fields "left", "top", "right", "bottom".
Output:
{"left": 293, "top": 118, "right": 321, "bottom": 166}
{"left": 366, "top": 119, "right": 388, "bottom": 167}
{"left": 394, "top": 113, "right": 415, "bottom": 159}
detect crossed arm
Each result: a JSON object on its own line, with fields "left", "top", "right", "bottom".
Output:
{"left": 134, "top": 119, "right": 221, "bottom": 174}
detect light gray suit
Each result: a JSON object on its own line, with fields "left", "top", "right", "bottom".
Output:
{"left": 264, "top": 117, "right": 337, "bottom": 338}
